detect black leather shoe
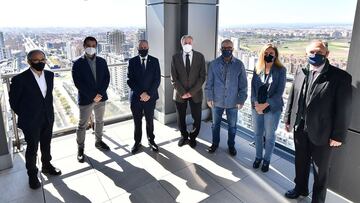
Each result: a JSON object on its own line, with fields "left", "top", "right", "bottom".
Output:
{"left": 42, "top": 165, "right": 62, "bottom": 176}
{"left": 207, "top": 144, "right": 218, "bottom": 153}
{"left": 131, "top": 143, "right": 141, "bottom": 154}
{"left": 29, "top": 175, "right": 41, "bottom": 189}
{"left": 253, "top": 158, "right": 262, "bottom": 169}
{"left": 148, "top": 141, "right": 159, "bottom": 152}
{"left": 77, "top": 148, "right": 85, "bottom": 163}
{"left": 261, "top": 160, "right": 270, "bottom": 172}
{"left": 285, "top": 189, "right": 309, "bottom": 199}
{"left": 228, "top": 147, "right": 237, "bottom": 156}
{"left": 95, "top": 141, "right": 110, "bottom": 151}
{"left": 178, "top": 137, "right": 189, "bottom": 147}
{"left": 189, "top": 138, "right": 197, "bottom": 148}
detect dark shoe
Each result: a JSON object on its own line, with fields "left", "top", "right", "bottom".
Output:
{"left": 42, "top": 164, "right": 62, "bottom": 176}
{"left": 261, "top": 160, "right": 270, "bottom": 172}
{"left": 178, "top": 137, "right": 189, "bottom": 147}
{"left": 253, "top": 158, "right": 262, "bottom": 169}
{"left": 189, "top": 138, "right": 197, "bottom": 148}
{"left": 131, "top": 143, "right": 141, "bottom": 154}
{"left": 207, "top": 144, "right": 218, "bottom": 153}
{"left": 228, "top": 147, "right": 237, "bottom": 156}
{"left": 95, "top": 141, "right": 110, "bottom": 151}
{"left": 148, "top": 141, "right": 159, "bottom": 152}
{"left": 29, "top": 175, "right": 41, "bottom": 189}
{"left": 77, "top": 148, "right": 85, "bottom": 163}
{"left": 285, "top": 189, "right": 309, "bottom": 199}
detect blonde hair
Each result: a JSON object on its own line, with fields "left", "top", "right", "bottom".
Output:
{"left": 255, "top": 43, "right": 284, "bottom": 74}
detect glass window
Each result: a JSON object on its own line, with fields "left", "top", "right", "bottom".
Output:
{"left": 218, "top": 0, "right": 357, "bottom": 150}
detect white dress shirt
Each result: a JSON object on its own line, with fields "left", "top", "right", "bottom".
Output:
{"left": 139, "top": 55, "right": 148, "bottom": 69}
{"left": 310, "top": 62, "right": 325, "bottom": 82}
{"left": 30, "top": 68, "right": 47, "bottom": 98}
{"left": 182, "top": 50, "right": 193, "bottom": 67}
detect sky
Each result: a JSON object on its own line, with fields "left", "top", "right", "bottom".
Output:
{"left": 0, "top": 0, "right": 357, "bottom": 28}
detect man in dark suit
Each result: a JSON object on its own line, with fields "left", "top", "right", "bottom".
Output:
{"left": 9, "top": 50, "right": 61, "bottom": 189}
{"left": 127, "top": 40, "right": 161, "bottom": 154}
{"left": 284, "top": 40, "right": 352, "bottom": 203}
{"left": 72, "top": 36, "right": 111, "bottom": 163}
{"left": 171, "top": 35, "right": 206, "bottom": 148}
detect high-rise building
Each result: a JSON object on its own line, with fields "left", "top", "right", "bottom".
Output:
{"left": 107, "top": 30, "right": 125, "bottom": 55}
{"left": 0, "top": 31, "right": 5, "bottom": 48}
{"left": 136, "top": 29, "right": 146, "bottom": 41}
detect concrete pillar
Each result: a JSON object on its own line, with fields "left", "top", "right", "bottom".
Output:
{"left": 146, "top": 0, "right": 219, "bottom": 124}
{"left": 328, "top": 1, "right": 360, "bottom": 202}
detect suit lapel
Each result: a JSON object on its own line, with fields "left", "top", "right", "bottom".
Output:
{"left": 307, "top": 62, "right": 330, "bottom": 106}
{"left": 26, "top": 68, "right": 45, "bottom": 99}
{"left": 44, "top": 71, "right": 52, "bottom": 99}
{"left": 82, "top": 56, "right": 96, "bottom": 84}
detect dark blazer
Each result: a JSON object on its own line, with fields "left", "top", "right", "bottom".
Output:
{"left": 170, "top": 50, "right": 206, "bottom": 103}
{"left": 9, "top": 68, "right": 54, "bottom": 131}
{"left": 127, "top": 55, "right": 161, "bottom": 103}
{"left": 251, "top": 65, "right": 287, "bottom": 113}
{"left": 284, "top": 60, "right": 352, "bottom": 145}
{"left": 72, "top": 55, "right": 110, "bottom": 105}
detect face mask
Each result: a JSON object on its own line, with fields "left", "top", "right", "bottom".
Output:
{"left": 31, "top": 62, "right": 45, "bottom": 71}
{"left": 264, "top": 54, "right": 275, "bottom": 63}
{"left": 182, "top": 44, "right": 192, "bottom": 53}
{"left": 85, "top": 47, "right": 96, "bottom": 56}
{"left": 221, "top": 50, "right": 232, "bottom": 58}
{"left": 138, "top": 49, "right": 148, "bottom": 57}
{"left": 308, "top": 53, "right": 326, "bottom": 66}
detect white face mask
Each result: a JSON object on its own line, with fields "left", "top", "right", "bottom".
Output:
{"left": 182, "top": 44, "right": 192, "bottom": 53}
{"left": 85, "top": 47, "right": 96, "bottom": 56}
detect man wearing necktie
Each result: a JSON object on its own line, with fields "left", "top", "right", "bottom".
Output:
{"left": 127, "top": 40, "right": 161, "bottom": 154}
{"left": 284, "top": 40, "right": 352, "bottom": 203}
{"left": 170, "top": 35, "right": 206, "bottom": 148}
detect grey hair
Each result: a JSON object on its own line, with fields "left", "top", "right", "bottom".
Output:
{"left": 27, "top": 49, "right": 46, "bottom": 61}
{"left": 221, "top": 39, "right": 233, "bottom": 48}
{"left": 307, "top": 39, "right": 329, "bottom": 52}
{"left": 180, "top": 35, "right": 193, "bottom": 45}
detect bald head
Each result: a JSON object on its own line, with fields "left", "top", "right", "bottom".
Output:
{"left": 306, "top": 40, "right": 329, "bottom": 57}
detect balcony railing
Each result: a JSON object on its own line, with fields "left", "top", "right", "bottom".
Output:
{"left": 0, "top": 63, "right": 132, "bottom": 151}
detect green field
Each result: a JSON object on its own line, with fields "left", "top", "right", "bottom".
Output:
{"left": 241, "top": 39, "right": 350, "bottom": 61}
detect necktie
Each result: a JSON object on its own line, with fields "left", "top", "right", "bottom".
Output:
{"left": 185, "top": 54, "right": 190, "bottom": 76}
{"left": 141, "top": 58, "right": 146, "bottom": 72}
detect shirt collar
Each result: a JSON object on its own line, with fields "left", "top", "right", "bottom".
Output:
{"left": 220, "top": 56, "right": 235, "bottom": 65}
{"left": 30, "top": 67, "right": 44, "bottom": 78}
{"left": 183, "top": 50, "right": 193, "bottom": 57}
{"left": 310, "top": 62, "right": 325, "bottom": 73}
{"left": 139, "top": 55, "right": 148, "bottom": 60}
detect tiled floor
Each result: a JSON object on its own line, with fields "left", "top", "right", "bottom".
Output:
{"left": 0, "top": 120, "right": 351, "bottom": 203}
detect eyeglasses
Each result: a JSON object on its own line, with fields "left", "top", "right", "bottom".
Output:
{"left": 31, "top": 59, "right": 46, "bottom": 63}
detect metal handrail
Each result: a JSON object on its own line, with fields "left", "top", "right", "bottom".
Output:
{"left": 0, "top": 62, "right": 129, "bottom": 151}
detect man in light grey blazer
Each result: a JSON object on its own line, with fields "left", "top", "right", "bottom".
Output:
{"left": 170, "top": 35, "right": 206, "bottom": 148}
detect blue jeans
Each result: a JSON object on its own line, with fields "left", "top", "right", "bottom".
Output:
{"left": 252, "top": 109, "right": 281, "bottom": 162}
{"left": 211, "top": 107, "right": 238, "bottom": 148}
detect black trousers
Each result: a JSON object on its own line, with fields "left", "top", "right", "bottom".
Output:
{"left": 130, "top": 101, "right": 156, "bottom": 144}
{"left": 293, "top": 121, "right": 333, "bottom": 203}
{"left": 22, "top": 116, "right": 53, "bottom": 177}
{"left": 175, "top": 99, "right": 202, "bottom": 139}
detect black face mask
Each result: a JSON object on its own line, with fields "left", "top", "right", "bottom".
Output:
{"left": 264, "top": 54, "right": 275, "bottom": 63}
{"left": 138, "top": 49, "right": 148, "bottom": 57}
{"left": 31, "top": 62, "right": 45, "bottom": 71}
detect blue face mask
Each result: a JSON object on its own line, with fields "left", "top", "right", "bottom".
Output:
{"left": 308, "top": 53, "right": 326, "bottom": 66}
{"left": 221, "top": 50, "right": 232, "bottom": 58}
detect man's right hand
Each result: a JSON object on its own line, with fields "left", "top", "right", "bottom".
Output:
{"left": 207, "top": 101, "right": 214, "bottom": 108}
{"left": 285, "top": 124, "right": 291, "bottom": 132}
{"left": 93, "top": 94, "right": 102, "bottom": 103}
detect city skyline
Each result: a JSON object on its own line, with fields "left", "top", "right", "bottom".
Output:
{"left": 0, "top": 0, "right": 357, "bottom": 28}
